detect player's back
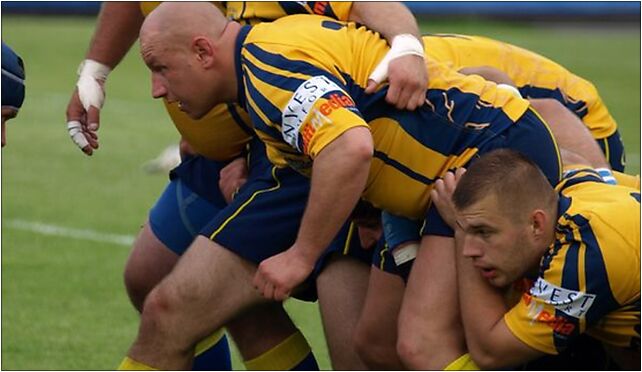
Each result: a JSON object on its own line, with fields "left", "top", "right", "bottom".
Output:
{"left": 423, "top": 34, "right": 617, "bottom": 138}
{"left": 241, "top": 15, "right": 536, "bottom": 218}
{"left": 556, "top": 170, "right": 640, "bottom": 348}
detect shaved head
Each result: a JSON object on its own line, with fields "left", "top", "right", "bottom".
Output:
{"left": 140, "top": 2, "right": 228, "bottom": 51}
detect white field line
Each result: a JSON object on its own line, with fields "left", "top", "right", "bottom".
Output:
{"left": 4, "top": 219, "right": 135, "bottom": 247}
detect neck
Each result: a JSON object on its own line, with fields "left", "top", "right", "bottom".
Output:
{"left": 218, "top": 21, "right": 241, "bottom": 102}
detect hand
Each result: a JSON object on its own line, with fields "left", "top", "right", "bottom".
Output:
{"left": 253, "top": 247, "right": 315, "bottom": 301}
{"left": 430, "top": 168, "right": 467, "bottom": 229}
{"left": 219, "top": 156, "right": 248, "bottom": 204}
{"left": 66, "top": 88, "right": 101, "bottom": 155}
{"left": 65, "top": 60, "right": 110, "bottom": 156}
{"left": 366, "top": 35, "right": 427, "bottom": 111}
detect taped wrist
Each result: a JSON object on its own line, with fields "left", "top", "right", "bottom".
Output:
{"left": 77, "top": 59, "right": 111, "bottom": 81}
{"left": 369, "top": 34, "right": 425, "bottom": 84}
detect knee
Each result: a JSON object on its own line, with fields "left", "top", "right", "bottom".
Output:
{"left": 141, "top": 284, "right": 178, "bottom": 326}
{"left": 353, "top": 321, "right": 397, "bottom": 369}
{"left": 396, "top": 333, "right": 427, "bottom": 369}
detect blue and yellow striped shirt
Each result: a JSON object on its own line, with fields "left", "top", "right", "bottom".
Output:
{"left": 505, "top": 170, "right": 640, "bottom": 353}
{"left": 235, "top": 15, "right": 532, "bottom": 219}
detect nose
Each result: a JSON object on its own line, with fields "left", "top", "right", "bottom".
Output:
{"left": 151, "top": 73, "right": 167, "bottom": 99}
{"left": 357, "top": 226, "right": 381, "bottom": 250}
{"left": 461, "top": 235, "right": 482, "bottom": 258}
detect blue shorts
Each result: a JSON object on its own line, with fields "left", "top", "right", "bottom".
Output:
{"left": 169, "top": 155, "right": 229, "bottom": 206}
{"left": 371, "top": 238, "right": 413, "bottom": 282}
{"left": 597, "top": 130, "right": 626, "bottom": 172}
{"left": 423, "top": 108, "right": 562, "bottom": 237}
{"left": 197, "top": 139, "right": 367, "bottom": 301}
{"left": 149, "top": 178, "right": 227, "bottom": 255}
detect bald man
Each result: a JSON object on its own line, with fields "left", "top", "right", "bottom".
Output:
{"left": 115, "top": 2, "right": 430, "bottom": 370}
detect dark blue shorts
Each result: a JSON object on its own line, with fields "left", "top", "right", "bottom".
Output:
{"left": 423, "top": 108, "right": 562, "bottom": 237}
{"left": 597, "top": 130, "right": 626, "bottom": 172}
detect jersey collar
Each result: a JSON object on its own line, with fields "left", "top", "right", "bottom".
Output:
{"left": 234, "top": 24, "right": 252, "bottom": 109}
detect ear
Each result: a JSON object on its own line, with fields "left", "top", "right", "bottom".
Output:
{"left": 530, "top": 209, "right": 548, "bottom": 240}
{"left": 192, "top": 36, "right": 215, "bottom": 68}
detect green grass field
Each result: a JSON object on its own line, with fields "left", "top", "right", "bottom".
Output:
{"left": 1, "top": 14, "right": 639, "bottom": 370}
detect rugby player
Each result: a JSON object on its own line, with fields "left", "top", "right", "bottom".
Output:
{"left": 121, "top": 3, "right": 565, "bottom": 369}
{"left": 353, "top": 32, "right": 640, "bottom": 369}
{"left": 65, "top": 2, "right": 428, "bottom": 369}
{"left": 430, "top": 149, "right": 640, "bottom": 370}
{"left": 2, "top": 42, "right": 26, "bottom": 147}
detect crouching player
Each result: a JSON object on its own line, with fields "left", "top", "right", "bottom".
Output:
{"left": 431, "top": 149, "right": 640, "bottom": 370}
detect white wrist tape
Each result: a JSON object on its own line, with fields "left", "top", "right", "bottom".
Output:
{"left": 76, "top": 59, "right": 111, "bottom": 111}
{"left": 67, "top": 121, "right": 90, "bottom": 149}
{"left": 368, "top": 34, "right": 425, "bottom": 84}
{"left": 496, "top": 83, "right": 522, "bottom": 98}
{"left": 392, "top": 243, "right": 419, "bottom": 266}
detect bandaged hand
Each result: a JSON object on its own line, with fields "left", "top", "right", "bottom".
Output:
{"left": 366, "top": 34, "right": 427, "bottom": 111}
{"left": 65, "top": 60, "right": 111, "bottom": 155}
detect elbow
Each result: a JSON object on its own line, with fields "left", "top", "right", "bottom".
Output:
{"left": 346, "top": 127, "right": 374, "bottom": 164}
{"left": 468, "top": 346, "right": 509, "bottom": 370}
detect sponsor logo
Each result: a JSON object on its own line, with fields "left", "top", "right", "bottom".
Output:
{"left": 282, "top": 75, "right": 353, "bottom": 152}
{"left": 312, "top": 1, "right": 329, "bottom": 14}
{"left": 529, "top": 277, "right": 596, "bottom": 319}
{"left": 522, "top": 293, "right": 576, "bottom": 336}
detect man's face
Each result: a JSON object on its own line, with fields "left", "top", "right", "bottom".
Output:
{"left": 455, "top": 194, "right": 541, "bottom": 288}
{"left": 141, "top": 35, "right": 213, "bottom": 119}
{"left": 1, "top": 107, "right": 18, "bottom": 147}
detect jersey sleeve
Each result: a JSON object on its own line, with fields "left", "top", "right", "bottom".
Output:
{"left": 281, "top": 75, "right": 368, "bottom": 157}
{"left": 504, "top": 215, "right": 632, "bottom": 354}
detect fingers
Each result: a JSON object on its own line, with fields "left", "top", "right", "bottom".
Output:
{"left": 365, "top": 79, "right": 378, "bottom": 94}
{"left": 253, "top": 265, "right": 291, "bottom": 301}
{"left": 86, "top": 106, "right": 101, "bottom": 132}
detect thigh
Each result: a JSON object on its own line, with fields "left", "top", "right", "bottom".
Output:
{"left": 316, "top": 254, "right": 370, "bottom": 370}
{"left": 125, "top": 220, "right": 180, "bottom": 311}
{"left": 154, "top": 236, "right": 266, "bottom": 343}
{"left": 397, "top": 234, "right": 464, "bottom": 369}
{"left": 355, "top": 265, "right": 405, "bottom": 369}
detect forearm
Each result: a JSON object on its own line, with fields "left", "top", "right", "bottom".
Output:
{"left": 294, "top": 127, "right": 373, "bottom": 262}
{"left": 455, "top": 231, "right": 513, "bottom": 367}
{"left": 349, "top": 2, "right": 421, "bottom": 41}
{"left": 85, "top": 2, "right": 144, "bottom": 68}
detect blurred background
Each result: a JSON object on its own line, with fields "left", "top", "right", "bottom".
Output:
{"left": 1, "top": 1, "right": 640, "bottom": 370}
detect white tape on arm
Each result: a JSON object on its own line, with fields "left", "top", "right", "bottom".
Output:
{"left": 76, "top": 59, "right": 111, "bottom": 111}
{"left": 67, "top": 121, "right": 90, "bottom": 149}
{"left": 496, "top": 83, "right": 522, "bottom": 98}
{"left": 369, "top": 34, "right": 425, "bottom": 84}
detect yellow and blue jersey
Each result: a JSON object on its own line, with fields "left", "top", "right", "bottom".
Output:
{"left": 505, "top": 169, "right": 640, "bottom": 354}
{"left": 423, "top": 34, "right": 618, "bottom": 140}
{"left": 138, "top": 1, "right": 354, "bottom": 160}
{"left": 235, "top": 15, "right": 556, "bottom": 219}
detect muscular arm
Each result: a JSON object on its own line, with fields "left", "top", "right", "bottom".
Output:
{"left": 350, "top": 2, "right": 427, "bottom": 110}
{"left": 254, "top": 126, "right": 373, "bottom": 300}
{"left": 454, "top": 229, "right": 543, "bottom": 369}
{"left": 296, "top": 126, "right": 373, "bottom": 260}
{"left": 85, "top": 2, "right": 144, "bottom": 67}
{"left": 348, "top": 2, "right": 421, "bottom": 40}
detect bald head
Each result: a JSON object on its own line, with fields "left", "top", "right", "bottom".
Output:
{"left": 141, "top": 2, "right": 228, "bottom": 49}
